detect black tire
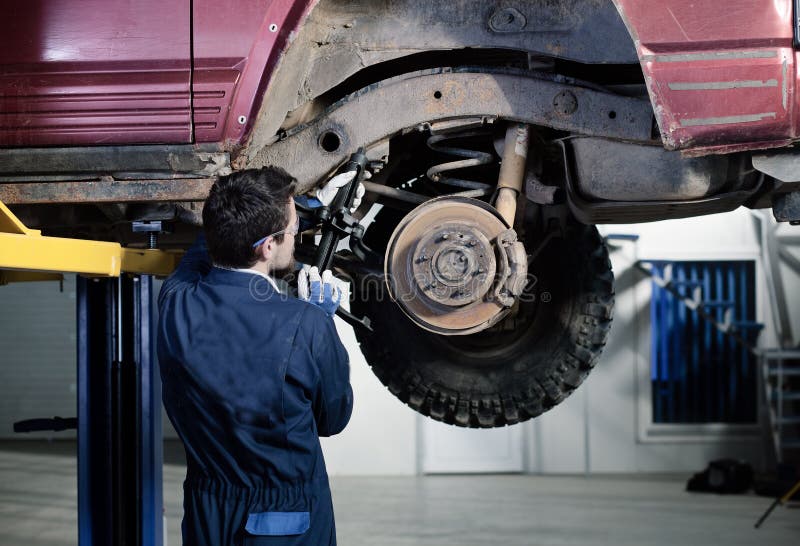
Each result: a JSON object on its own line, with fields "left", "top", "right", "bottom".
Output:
{"left": 351, "top": 221, "right": 614, "bottom": 427}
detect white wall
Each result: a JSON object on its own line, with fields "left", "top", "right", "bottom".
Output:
{"left": 320, "top": 318, "right": 418, "bottom": 476}
{"left": 774, "top": 220, "right": 800, "bottom": 347}
{"left": 0, "top": 276, "right": 77, "bottom": 439}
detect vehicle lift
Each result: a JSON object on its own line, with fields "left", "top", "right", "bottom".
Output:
{"left": 1, "top": 199, "right": 179, "bottom": 546}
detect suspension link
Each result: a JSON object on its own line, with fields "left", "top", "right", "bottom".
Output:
{"left": 495, "top": 123, "right": 530, "bottom": 227}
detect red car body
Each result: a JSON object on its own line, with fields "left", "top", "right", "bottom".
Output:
{"left": 2, "top": 0, "right": 315, "bottom": 147}
{"left": 2, "top": 0, "right": 796, "bottom": 156}
{"left": 619, "top": 0, "right": 797, "bottom": 154}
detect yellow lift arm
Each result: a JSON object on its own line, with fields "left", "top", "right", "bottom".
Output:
{"left": 0, "top": 200, "right": 181, "bottom": 282}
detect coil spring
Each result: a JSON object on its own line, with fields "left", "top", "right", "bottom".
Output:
{"left": 425, "top": 131, "right": 495, "bottom": 197}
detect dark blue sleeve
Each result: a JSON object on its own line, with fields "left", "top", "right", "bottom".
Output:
{"left": 158, "top": 233, "right": 212, "bottom": 308}
{"left": 294, "top": 195, "right": 322, "bottom": 233}
{"left": 294, "top": 195, "right": 323, "bottom": 209}
{"left": 308, "top": 312, "right": 353, "bottom": 437}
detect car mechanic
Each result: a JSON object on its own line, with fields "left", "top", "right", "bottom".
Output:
{"left": 157, "top": 166, "right": 363, "bottom": 545}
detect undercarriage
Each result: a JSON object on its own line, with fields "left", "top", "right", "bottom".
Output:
{"left": 1, "top": 63, "right": 790, "bottom": 426}
{"left": 3, "top": 0, "right": 799, "bottom": 427}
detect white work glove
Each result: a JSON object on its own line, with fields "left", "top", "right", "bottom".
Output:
{"left": 297, "top": 265, "right": 343, "bottom": 316}
{"left": 315, "top": 170, "right": 367, "bottom": 213}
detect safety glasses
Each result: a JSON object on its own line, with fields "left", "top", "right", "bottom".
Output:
{"left": 251, "top": 216, "right": 300, "bottom": 248}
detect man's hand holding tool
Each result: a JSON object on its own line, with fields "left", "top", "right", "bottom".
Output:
{"left": 297, "top": 265, "right": 345, "bottom": 317}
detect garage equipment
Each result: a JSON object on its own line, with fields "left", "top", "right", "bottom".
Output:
{"left": 77, "top": 275, "right": 162, "bottom": 546}
{"left": 13, "top": 416, "right": 77, "bottom": 433}
{"left": 1, "top": 199, "right": 171, "bottom": 546}
{"left": 0, "top": 200, "right": 180, "bottom": 277}
{"left": 313, "top": 148, "right": 368, "bottom": 271}
{"left": 754, "top": 477, "right": 800, "bottom": 528}
{"left": 307, "top": 149, "right": 375, "bottom": 332}
{"left": 751, "top": 211, "right": 800, "bottom": 463}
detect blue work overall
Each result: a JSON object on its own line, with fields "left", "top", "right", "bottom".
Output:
{"left": 157, "top": 236, "right": 353, "bottom": 545}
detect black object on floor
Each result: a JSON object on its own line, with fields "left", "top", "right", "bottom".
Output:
{"left": 13, "top": 417, "right": 77, "bottom": 433}
{"left": 686, "top": 459, "right": 754, "bottom": 494}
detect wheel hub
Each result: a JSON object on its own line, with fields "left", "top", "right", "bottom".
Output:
{"left": 411, "top": 223, "right": 495, "bottom": 307}
{"left": 385, "top": 196, "right": 526, "bottom": 335}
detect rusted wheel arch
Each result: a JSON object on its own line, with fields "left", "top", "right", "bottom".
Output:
{"left": 249, "top": 68, "right": 654, "bottom": 193}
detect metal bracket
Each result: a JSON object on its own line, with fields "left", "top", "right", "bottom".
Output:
{"left": 0, "top": 271, "right": 63, "bottom": 285}
{"left": 772, "top": 191, "right": 800, "bottom": 223}
{"left": 0, "top": 199, "right": 181, "bottom": 279}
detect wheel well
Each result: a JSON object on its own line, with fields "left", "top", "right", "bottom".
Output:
{"left": 242, "top": 0, "right": 642, "bottom": 163}
{"left": 294, "top": 48, "right": 647, "bottom": 132}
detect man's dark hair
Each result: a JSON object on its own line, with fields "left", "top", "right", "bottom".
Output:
{"left": 203, "top": 167, "right": 296, "bottom": 268}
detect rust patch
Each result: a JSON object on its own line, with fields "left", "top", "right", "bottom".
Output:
{"left": 0, "top": 178, "right": 215, "bottom": 205}
{"left": 545, "top": 41, "right": 566, "bottom": 56}
{"left": 680, "top": 138, "right": 795, "bottom": 158}
{"left": 473, "top": 78, "right": 501, "bottom": 106}
{"left": 425, "top": 79, "right": 468, "bottom": 115}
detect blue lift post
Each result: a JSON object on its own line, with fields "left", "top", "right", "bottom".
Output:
{"left": 77, "top": 275, "right": 163, "bottom": 546}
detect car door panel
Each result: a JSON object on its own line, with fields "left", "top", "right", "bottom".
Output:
{"left": 1, "top": 0, "right": 191, "bottom": 146}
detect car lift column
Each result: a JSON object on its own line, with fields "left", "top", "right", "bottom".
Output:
{"left": 77, "top": 275, "right": 163, "bottom": 546}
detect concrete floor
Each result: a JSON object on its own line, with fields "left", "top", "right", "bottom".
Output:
{"left": 0, "top": 441, "right": 797, "bottom": 545}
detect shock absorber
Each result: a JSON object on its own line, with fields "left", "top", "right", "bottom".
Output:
{"left": 425, "top": 130, "right": 495, "bottom": 197}
{"left": 495, "top": 123, "right": 530, "bottom": 227}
